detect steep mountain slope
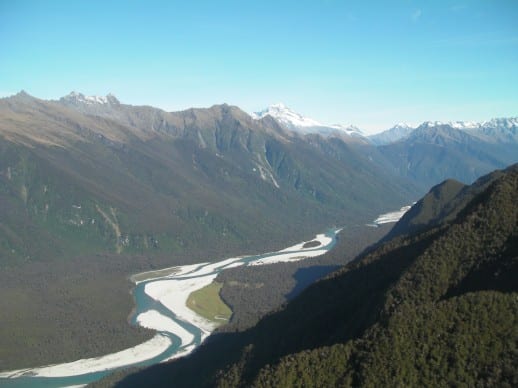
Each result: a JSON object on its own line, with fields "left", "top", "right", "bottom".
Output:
{"left": 378, "top": 122, "right": 518, "bottom": 191}
{"left": 384, "top": 178, "right": 467, "bottom": 239}
{"left": 116, "top": 164, "right": 518, "bottom": 387}
{"left": 385, "top": 165, "right": 512, "bottom": 241}
{"left": 0, "top": 92, "right": 417, "bottom": 369}
{"left": 0, "top": 92, "right": 414, "bottom": 266}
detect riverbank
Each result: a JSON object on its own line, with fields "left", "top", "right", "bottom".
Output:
{"left": 0, "top": 228, "right": 340, "bottom": 387}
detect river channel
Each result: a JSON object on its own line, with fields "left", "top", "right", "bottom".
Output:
{"left": 0, "top": 228, "right": 340, "bottom": 387}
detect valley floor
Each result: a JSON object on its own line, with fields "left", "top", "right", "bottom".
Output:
{"left": 0, "top": 229, "right": 344, "bottom": 386}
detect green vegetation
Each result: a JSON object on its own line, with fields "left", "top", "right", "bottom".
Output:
{"left": 0, "top": 254, "right": 157, "bottom": 371}
{"left": 0, "top": 94, "right": 417, "bottom": 269}
{"left": 217, "top": 225, "right": 391, "bottom": 332}
{"left": 116, "top": 164, "right": 518, "bottom": 388}
{"left": 0, "top": 93, "right": 416, "bottom": 370}
{"left": 186, "top": 282, "right": 232, "bottom": 323}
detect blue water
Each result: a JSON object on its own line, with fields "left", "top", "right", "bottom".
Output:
{"left": 0, "top": 228, "right": 340, "bottom": 388}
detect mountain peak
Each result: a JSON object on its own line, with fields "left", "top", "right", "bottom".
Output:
{"left": 16, "top": 90, "right": 32, "bottom": 97}
{"left": 9, "top": 90, "right": 37, "bottom": 101}
{"left": 270, "top": 102, "right": 288, "bottom": 110}
{"left": 252, "top": 103, "right": 323, "bottom": 128}
{"left": 61, "top": 91, "right": 120, "bottom": 106}
{"left": 251, "top": 103, "right": 364, "bottom": 138}
{"left": 0, "top": 90, "right": 39, "bottom": 104}
{"left": 368, "top": 123, "right": 416, "bottom": 145}
{"left": 419, "top": 120, "right": 481, "bottom": 130}
{"left": 393, "top": 122, "right": 414, "bottom": 129}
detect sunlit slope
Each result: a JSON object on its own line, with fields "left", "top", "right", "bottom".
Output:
{"left": 0, "top": 92, "right": 415, "bottom": 266}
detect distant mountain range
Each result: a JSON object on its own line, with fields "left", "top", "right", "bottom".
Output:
{"left": 370, "top": 117, "right": 518, "bottom": 145}
{"left": 252, "top": 100, "right": 517, "bottom": 190}
{"left": 369, "top": 117, "right": 518, "bottom": 145}
{"left": 377, "top": 122, "right": 518, "bottom": 190}
{"left": 49, "top": 92, "right": 518, "bottom": 148}
{"left": 250, "top": 101, "right": 517, "bottom": 147}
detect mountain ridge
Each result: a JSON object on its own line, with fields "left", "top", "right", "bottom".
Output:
{"left": 4, "top": 91, "right": 516, "bottom": 146}
{"left": 369, "top": 117, "right": 518, "bottom": 145}
{"left": 0, "top": 96, "right": 413, "bottom": 257}
{"left": 251, "top": 103, "right": 366, "bottom": 141}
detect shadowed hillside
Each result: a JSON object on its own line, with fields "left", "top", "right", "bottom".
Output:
{"left": 115, "top": 164, "right": 518, "bottom": 387}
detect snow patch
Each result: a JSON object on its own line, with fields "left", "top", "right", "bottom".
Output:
{"left": 61, "top": 91, "right": 120, "bottom": 106}
{"left": 256, "top": 163, "right": 280, "bottom": 188}
{"left": 252, "top": 103, "right": 323, "bottom": 128}
{"left": 252, "top": 103, "right": 363, "bottom": 137}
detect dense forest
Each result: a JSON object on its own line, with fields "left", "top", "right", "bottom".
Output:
{"left": 115, "top": 164, "right": 518, "bottom": 387}
{"left": 216, "top": 224, "right": 391, "bottom": 332}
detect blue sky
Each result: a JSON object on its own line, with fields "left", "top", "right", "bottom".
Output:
{"left": 1, "top": 0, "right": 517, "bottom": 133}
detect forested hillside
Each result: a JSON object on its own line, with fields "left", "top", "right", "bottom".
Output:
{"left": 0, "top": 92, "right": 414, "bottom": 370}
{"left": 116, "top": 164, "right": 518, "bottom": 387}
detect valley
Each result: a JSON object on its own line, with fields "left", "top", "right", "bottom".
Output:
{"left": 2, "top": 2, "right": 517, "bottom": 386}
{"left": 0, "top": 92, "right": 516, "bottom": 387}
{"left": 0, "top": 92, "right": 418, "bottom": 374}
{"left": 114, "top": 164, "right": 518, "bottom": 388}
{"left": 0, "top": 229, "right": 341, "bottom": 387}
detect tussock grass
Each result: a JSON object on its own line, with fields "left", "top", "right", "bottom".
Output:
{"left": 186, "top": 281, "right": 232, "bottom": 323}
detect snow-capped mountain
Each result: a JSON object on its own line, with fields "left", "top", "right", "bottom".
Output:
{"left": 57, "top": 91, "right": 124, "bottom": 121}
{"left": 252, "top": 103, "right": 364, "bottom": 138}
{"left": 327, "top": 123, "right": 365, "bottom": 137}
{"left": 476, "top": 117, "right": 518, "bottom": 143}
{"left": 420, "top": 118, "right": 517, "bottom": 131}
{"left": 252, "top": 103, "right": 321, "bottom": 129}
{"left": 483, "top": 117, "right": 518, "bottom": 129}
{"left": 60, "top": 91, "right": 120, "bottom": 106}
{"left": 417, "top": 118, "right": 518, "bottom": 143}
{"left": 369, "top": 117, "right": 518, "bottom": 145}
{"left": 419, "top": 120, "right": 480, "bottom": 130}
{"left": 368, "top": 123, "right": 415, "bottom": 145}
